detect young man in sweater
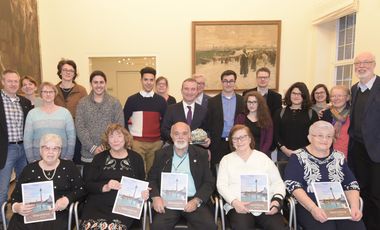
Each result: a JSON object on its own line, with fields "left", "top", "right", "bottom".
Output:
{"left": 75, "top": 70, "right": 124, "bottom": 166}
{"left": 123, "top": 67, "right": 167, "bottom": 173}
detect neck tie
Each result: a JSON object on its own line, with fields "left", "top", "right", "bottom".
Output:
{"left": 186, "top": 106, "right": 192, "bottom": 125}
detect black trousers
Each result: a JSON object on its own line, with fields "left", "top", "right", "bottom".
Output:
{"left": 348, "top": 139, "right": 380, "bottom": 230}
{"left": 151, "top": 205, "right": 216, "bottom": 230}
{"left": 227, "top": 209, "right": 288, "bottom": 230}
{"left": 296, "top": 204, "right": 365, "bottom": 230}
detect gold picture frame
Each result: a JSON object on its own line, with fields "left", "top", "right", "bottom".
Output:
{"left": 192, "top": 20, "right": 281, "bottom": 92}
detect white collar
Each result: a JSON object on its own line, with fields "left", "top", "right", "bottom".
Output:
{"left": 358, "top": 75, "right": 376, "bottom": 92}
{"left": 139, "top": 90, "right": 154, "bottom": 97}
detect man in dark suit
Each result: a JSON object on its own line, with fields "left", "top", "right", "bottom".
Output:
{"left": 348, "top": 51, "right": 380, "bottom": 230}
{"left": 192, "top": 74, "right": 210, "bottom": 108}
{"left": 242, "top": 67, "right": 282, "bottom": 117}
{"left": 207, "top": 70, "right": 244, "bottom": 168}
{"left": 161, "top": 78, "right": 209, "bottom": 147}
{"left": 148, "top": 122, "right": 216, "bottom": 230}
{"left": 0, "top": 70, "right": 32, "bottom": 210}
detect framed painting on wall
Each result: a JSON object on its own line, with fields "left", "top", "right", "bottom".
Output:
{"left": 192, "top": 20, "right": 281, "bottom": 92}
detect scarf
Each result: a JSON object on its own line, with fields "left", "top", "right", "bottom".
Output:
{"left": 330, "top": 105, "right": 350, "bottom": 138}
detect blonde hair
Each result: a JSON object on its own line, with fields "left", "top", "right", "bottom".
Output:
{"left": 101, "top": 123, "right": 133, "bottom": 150}
{"left": 39, "top": 82, "right": 58, "bottom": 97}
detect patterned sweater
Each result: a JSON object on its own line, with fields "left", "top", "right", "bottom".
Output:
{"left": 75, "top": 91, "right": 124, "bottom": 163}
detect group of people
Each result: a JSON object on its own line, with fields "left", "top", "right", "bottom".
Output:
{"left": 0, "top": 51, "right": 378, "bottom": 230}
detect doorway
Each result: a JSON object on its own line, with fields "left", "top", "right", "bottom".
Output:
{"left": 89, "top": 56, "right": 156, "bottom": 104}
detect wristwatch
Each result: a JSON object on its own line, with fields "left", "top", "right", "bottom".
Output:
{"left": 195, "top": 198, "right": 203, "bottom": 208}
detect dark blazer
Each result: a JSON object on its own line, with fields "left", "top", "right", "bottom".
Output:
{"left": 0, "top": 94, "right": 33, "bottom": 169}
{"left": 349, "top": 76, "right": 380, "bottom": 162}
{"left": 147, "top": 145, "right": 215, "bottom": 203}
{"left": 161, "top": 102, "right": 208, "bottom": 142}
{"left": 243, "top": 88, "right": 282, "bottom": 117}
{"left": 200, "top": 93, "right": 211, "bottom": 108}
{"left": 207, "top": 93, "right": 244, "bottom": 164}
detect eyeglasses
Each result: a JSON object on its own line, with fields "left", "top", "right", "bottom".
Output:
{"left": 247, "top": 100, "right": 258, "bottom": 105}
{"left": 257, "top": 76, "right": 269, "bottom": 80}
{"left": 354, "top": 61, "right": 374, "bottom": 67}
{"left": 222, "top": 80, "right": 236, "bottom": 84}
{"left": 330, "top": 95, "right": 347, "bottom": 99}
{"left": 314, "top": 91, "right": 326, "bottom": 95}
{"left": 311, "top": 134, "right": 334, "bottom": 140}
{"left": 41, "top": 146, "right": 61, "bottom": 153}
{"left": 62, "top": 69, "right": 75, "bottom": 73}
{"left": 232, "top": 135, "right": 249, "bottom": 143}
{"left": 197, "top": 82, "right": 205, "bottom": 86}
{"left": 41, "top": 90, "right": 55, "bottom": 94}
{"left": 291, "top": 92, "right": 302, "bottom": 96}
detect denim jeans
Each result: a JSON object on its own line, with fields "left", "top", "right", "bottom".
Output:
{"left": 0, "top": 144, "right": 27, "bottom": 206}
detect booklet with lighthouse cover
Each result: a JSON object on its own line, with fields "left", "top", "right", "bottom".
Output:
{"left": 112, "top": 176, "right": 148, "bottom": 219}
{"left": 240, "top": 174, "right": 269, "bottom": 212}
{"left": 160, "top": 172, "right": 188, "bottom": 210}
{"left": 312, "top": 182, "right": 351, "bottom": 220}
{"left": 22, "top": 181, "right": 55, "bottom": 224}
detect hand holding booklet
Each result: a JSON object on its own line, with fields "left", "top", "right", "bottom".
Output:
{"left": 21, "top": 181, "right": 55, "bottom": 224}
{"left": 240, "top": 174, "right": 269, "bottom": 212}
{"left": 160, "top": 172, "right": 188, "bottom": 210}
{"left": 112, "top": 176, "right": 149, "bottom": 219}
{"left": 312, "top": 182, "right": 351, "bottom": 220}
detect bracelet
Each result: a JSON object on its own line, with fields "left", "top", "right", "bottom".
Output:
{"left": 270, "top": 194, "right": 284, "bottom": 209}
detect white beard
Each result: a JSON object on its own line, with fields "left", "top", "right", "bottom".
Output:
{"left": 174, "top": 141, "right": 188, "bottom": 150}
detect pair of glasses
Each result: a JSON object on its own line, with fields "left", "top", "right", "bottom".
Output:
{"left": 222, "top": 80, "right": 235, "bottom": 84}
{"left": 232, "top": 135, "right": 249, "bottom": 143}
{"left": 41, "top": 91, "right": 55, "bottom": 94}
{"left": 354, "top": 61, "right": 374, "bottom": 67}
{"left": 311, "top": 134, "right": 334, "bottom": 140}
{"left": 41, "top": 146, "right": 61, "bottom": 153}
{"left": 62, "top": 69, "right": 75, "bottom": 73}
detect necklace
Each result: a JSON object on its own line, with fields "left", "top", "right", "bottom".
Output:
{"left": 42, "top": 168, "right": 57, "bottom": 180}
{"left": 41, "top": 161, "right": 59, "bottom": 180}
{"left": 61, "top": 87, "right": 73, "bottom": 93}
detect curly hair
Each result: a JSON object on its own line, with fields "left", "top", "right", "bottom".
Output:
{"left": 101, "top": 123, "right": 133, "bottom": 150}
{"left": 283, "top": 82, "right": 312, "bottom": 109}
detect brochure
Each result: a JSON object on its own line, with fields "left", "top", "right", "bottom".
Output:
{"left": 312, "top": 182, "right": 351, "bottom": 220}
{"left": 160, "top": 172, "right": 188, "bottom": 210}
{"left": 22, "top": 181, "right": 55, "bottom": 224}
{"left": 112, "top": 176, "right": 148, "bottom": 219}
{"left": 240, "top": 174, "right": 269, "bottom": 212}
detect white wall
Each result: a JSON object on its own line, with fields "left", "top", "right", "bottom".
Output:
{"left": 37, "top": 0, "right": 379, "bottom": 99}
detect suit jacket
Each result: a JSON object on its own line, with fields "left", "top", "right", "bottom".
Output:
{"left": 0, "top": 94, "right": 33, "bottom": 169}
{"left": 147, "top": 145, "right": 215, "bottom": 202}
{"left": 243, "top": 88, "right": 282, "bottom": 117}
{"left": 349, "top": 76, "right": 380, "bottom": 162}
{"left": 207, "top": 93, "right": 244, "bottom": 163}
{"left": 201, "top": 93, "right": 211, "bottom": 108}
{"left": 161, "top": 102, "right": 208, "bottom": 142}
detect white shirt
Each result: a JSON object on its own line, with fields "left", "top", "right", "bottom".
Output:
{"left": 217, "top": 149, "right": 285, "bottom": 215}
{"left": 257, "top": 87, "right": 269, "bottom": 96}
{"left": 358, "top": 75, "right": 376, "bottom": 92}
{"left": 139, "top": 90, "right": 154, "bottom": 97}
{"left": 182, "top": 101, "right": 195, "bottom": 118}
{"left": 195, "top": 93, "right": 204, "bottom": 105}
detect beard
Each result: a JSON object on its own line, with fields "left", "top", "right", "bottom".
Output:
{"left": 174, "top": 141, "right": 188, "bottom": 150}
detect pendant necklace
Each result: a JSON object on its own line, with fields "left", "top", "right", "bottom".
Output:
{"left": 42, "top": 165, "right": 57, "bottom": 180}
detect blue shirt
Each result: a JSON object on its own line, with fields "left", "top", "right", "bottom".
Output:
{"left": 221, "top": 93, "right": 237, "bottom": 138}
{"left": 171, "top": 149, "right": 196, "bottom": 197}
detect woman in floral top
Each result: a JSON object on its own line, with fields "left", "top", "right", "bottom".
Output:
{"left": 284, "top": 121, "right": 365, "bottom": 230}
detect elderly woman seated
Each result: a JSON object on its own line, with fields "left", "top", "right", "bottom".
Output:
{"left": 217, "top": 124, "right": 288, "bottom": 230}
{"left": 8, "top": 133, "right": 86, "bottom": 230}
{"left": 80, "top": 123, "right": 149, "bottom": 229}
{"left": 284, "top": 120, "right": 365, "bottom": 230}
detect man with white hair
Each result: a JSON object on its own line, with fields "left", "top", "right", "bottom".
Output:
{"left": 348, "top": 51, "right": 380, "bottom": 230}
{"left": 148, "top": 122, "right": 216, "bottom": 229}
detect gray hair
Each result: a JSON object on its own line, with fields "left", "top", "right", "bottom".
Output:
{"left": 40, "top": 133, "right": 63, "bottom": 147}
{"left": 309, "top": 120, "right": 334, "bottom": 135}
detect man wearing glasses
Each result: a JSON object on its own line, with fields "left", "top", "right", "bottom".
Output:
{"left": 207, "top": 70, "right": 243, "bottom": 172}
{"left": 192, "top": 73, "right": 210, "bottom": 108}
{"left": 242, "top": 67, "right": 282, "bottom": 117}
{"left": 348, "top": 51, "right": 380, "bottom": 230}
